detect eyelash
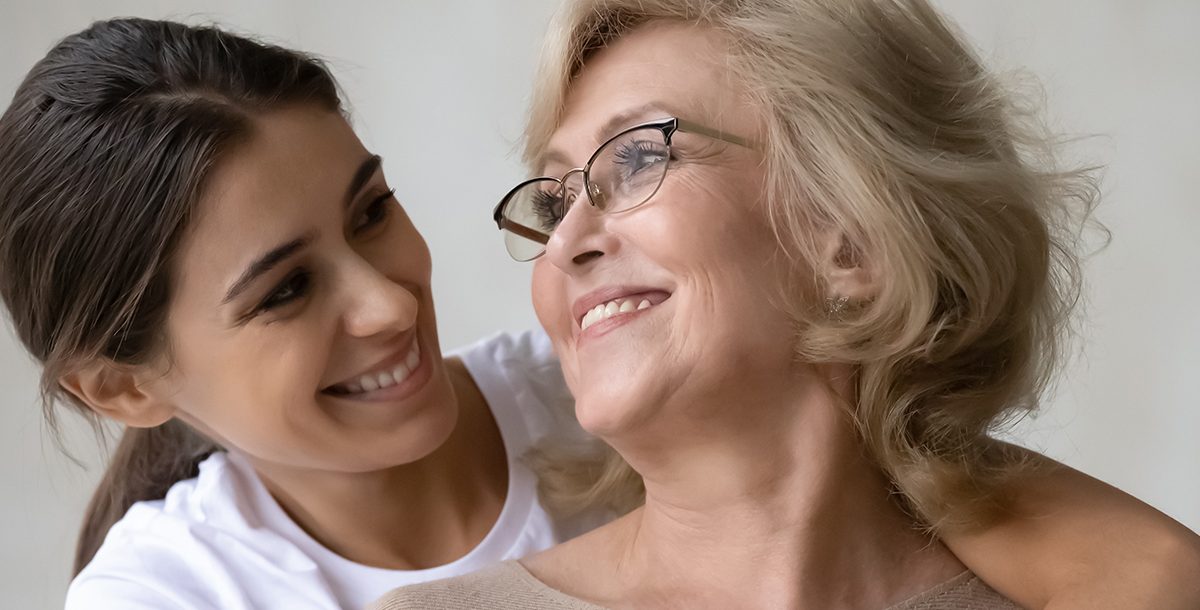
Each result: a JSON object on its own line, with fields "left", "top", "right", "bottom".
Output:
{"left": 354, "top": 188, "right": 396, "bottom": 234}
{"left": 256, "top": 269, "right": 311, "bottom": 314}
{"left": 252, "top": 188, "right": 396, "bottom": 318}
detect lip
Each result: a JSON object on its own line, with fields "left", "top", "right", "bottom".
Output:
{"left": 572, "top": 285, "right": 673, "bottom": 329}
{"left": 321, "top": 332, "right": 420, "bottom": 393}
{"left": 578, "top": 299, "right": 670, "bottom": 344}
{"left": 322, "top": 339, "right": 434, "bottom": 403}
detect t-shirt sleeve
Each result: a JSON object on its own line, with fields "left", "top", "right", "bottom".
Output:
{"left": 65, "top": 519, "right": 244, "bottom": 610}
{"left": 500, "top": 328, "right": 592, "bottom": 444}
{"left": 65, "top": 573, "right": 191, "bottom": 610}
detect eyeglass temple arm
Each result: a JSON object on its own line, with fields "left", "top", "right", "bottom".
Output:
{"left": 674, "top": 118, "right": 754, "bottom": 149}
{"left": 497, "top": 218, "right": 550, "bottom": 245}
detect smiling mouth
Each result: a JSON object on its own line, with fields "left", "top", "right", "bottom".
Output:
{"left": 579, "top": 291, "right": 671, "bottom": 331}
{"left": 323, "top": 339, "right": 421, "bottom": 396}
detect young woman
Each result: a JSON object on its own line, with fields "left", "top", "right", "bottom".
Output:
{"left": 0, "top": 16, "right": 1193, "bottom": 610}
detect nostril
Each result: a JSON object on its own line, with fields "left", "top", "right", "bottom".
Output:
{"left": 571, "top": 250, "right": 603, "bottom": 265}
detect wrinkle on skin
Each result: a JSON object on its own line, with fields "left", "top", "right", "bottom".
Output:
{"left": 524, "top": 22, "right": 965, "bottom": 609}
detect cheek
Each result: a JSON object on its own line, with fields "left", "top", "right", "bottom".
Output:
{"left": 170, "top": 326, "right": 337, "bottom": 458}
{"left": 530, "top": 260, "right": 583, "bottom": 391}
{"left": 530, "top": 260, "right": 566, "bottom": 331}
{"left": 637, "top": 179, "right": 789, "bottom": 336}
{"left": 634, "top": 177, "right": 747, "bottom": 259}
{"left": 175, "top": 323, "right": 324, "bottom": 408}
{"left": 668, "top": 175, "right": 775, "bottom": 272}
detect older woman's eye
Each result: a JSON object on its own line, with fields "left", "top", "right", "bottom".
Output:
{"left": 531, "top": 189, "right": 566, "bottom": 231}
{"left": 613, "top": 140, "right": 669, "bottom": 179}
{"left": 352, "top": 189, "right": 396, "bottom": 234}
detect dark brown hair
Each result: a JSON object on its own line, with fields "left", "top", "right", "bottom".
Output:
{"left": 0, "top": 18, "right": 340, "bottom": 573}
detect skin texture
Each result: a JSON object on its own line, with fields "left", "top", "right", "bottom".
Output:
{"left": 521, "top": 22, "right": 1200, "bottom": 609}
{"left": 66, "top": 104, "right": 508, "bottom": 569}
{"left": 59, "top": 36, "right": 1199, "bottom": 608}
{"left": 944, "top": 457, "right": 1200, "bottom": 609}
{"left": 527, "top": 23, "right": 965, "bottom": 609}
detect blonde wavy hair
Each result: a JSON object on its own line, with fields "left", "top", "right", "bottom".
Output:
{"left": 525, "top": 0, "right": 1099, "bottom": 532}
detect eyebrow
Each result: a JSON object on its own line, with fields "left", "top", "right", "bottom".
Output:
{"left": 536, "top": 103, "right": 679, "bottom": 173}
{"left": 222, "top": 154, "right": 384, "bottom": 305}
{"left": 222, "top": 233, "right": 314, "bottom": 305}
{"left": 345, "top": 154, "right": 383, "bottom": 209}
{"left": 596, "top": 103, "right": 676, "bottom": 143}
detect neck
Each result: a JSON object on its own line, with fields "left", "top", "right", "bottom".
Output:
{"left": 250, "top": 358, "right": 506, "bottom": 570}
{"left": 589, "top": 366, "right": 963, "bottom": 608}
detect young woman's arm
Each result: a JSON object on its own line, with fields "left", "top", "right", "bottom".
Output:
{"left": 944, "top": 448, "right": 1200, "bottom": 609}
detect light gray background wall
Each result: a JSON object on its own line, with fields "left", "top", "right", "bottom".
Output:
{"left": 1, "top": 1, "right": 1196, "bottom": 607}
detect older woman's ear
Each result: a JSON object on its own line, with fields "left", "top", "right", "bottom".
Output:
{"left": 59, "top": 361, "right": 175, "bottom": 428}
{"left": 819, "top": 232, "right": 878, "bottom": 302}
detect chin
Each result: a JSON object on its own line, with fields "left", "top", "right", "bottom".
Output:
{"left": 572, "top": 388, "right": 651, "bottom": 441}
{"left": 361, "top": 376, "right": 460, "bottom": 472}
{"left": 408, "top": 373, "right": 461, "bottom": 449}
{"left": 566, "top": 353, "right": 672, "bottom": 436}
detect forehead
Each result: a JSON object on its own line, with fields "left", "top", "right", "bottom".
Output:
{"left": 196, "top": 105, "right": 364, "bottom": 229}
{"left": 185, "top": 105, "right": 367, "bottom": 250}
{"left": 172, "top": 105, "right": 367, "bottom": 296}
{"left": 548, "top": 22, "right": 754, "bottom": 155}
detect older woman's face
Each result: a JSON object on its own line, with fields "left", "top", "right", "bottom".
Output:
{"left": 532, "top": 24, "right": 801, "bottom": 439}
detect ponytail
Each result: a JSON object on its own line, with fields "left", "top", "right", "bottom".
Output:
{"left": 74, "top": 421, "right": 218, "bottom": 574}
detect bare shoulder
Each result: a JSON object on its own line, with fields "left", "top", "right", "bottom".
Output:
{"left": 1070, "top": 523, "right": 1200, "bottom": 610}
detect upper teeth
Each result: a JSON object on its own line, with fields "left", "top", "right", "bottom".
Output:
{"left": 340, "top": 340, "right": 420, "bottom": 395}
{"left": 580, "top": 298, "right": 654, "bottom": 331}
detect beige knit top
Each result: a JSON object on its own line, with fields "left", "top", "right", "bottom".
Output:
{"left": 368, "top": 560, "right": 1020, "bottom": 609}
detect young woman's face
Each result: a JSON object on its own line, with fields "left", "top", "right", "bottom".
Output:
{"left": 156, "top": 104, "right": 458, "bottom": 473}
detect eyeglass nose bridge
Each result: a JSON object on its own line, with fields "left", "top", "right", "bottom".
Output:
{"left": 557, "top": 168, "right": 587, "bottom": 213}
{"left": 557, "top": 167, "right": 606, "bottom": 212}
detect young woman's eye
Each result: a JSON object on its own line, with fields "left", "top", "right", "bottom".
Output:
{"left": 353, "top": 189, "right": 396, "bottom": 233}
{"left": 258, "top": 270, "right": 311, "bottom": 312}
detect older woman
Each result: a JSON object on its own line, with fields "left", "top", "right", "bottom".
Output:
{"left": 372, "top": 0, "right": 1200, "bottom": 608}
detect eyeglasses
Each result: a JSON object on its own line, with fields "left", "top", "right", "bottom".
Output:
{"left": 492, "top": 117, "right": 752, "bottom": 261}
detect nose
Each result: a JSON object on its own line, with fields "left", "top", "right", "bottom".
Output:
{"left": 543, "top": 170, "right": 618, "bottom": 272}
{"left": 340, "top": 257, "right": 420, "bottom": 339}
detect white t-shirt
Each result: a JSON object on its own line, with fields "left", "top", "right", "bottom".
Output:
{"left": 65, "top": 330, "right": 608, "bottom": 610}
